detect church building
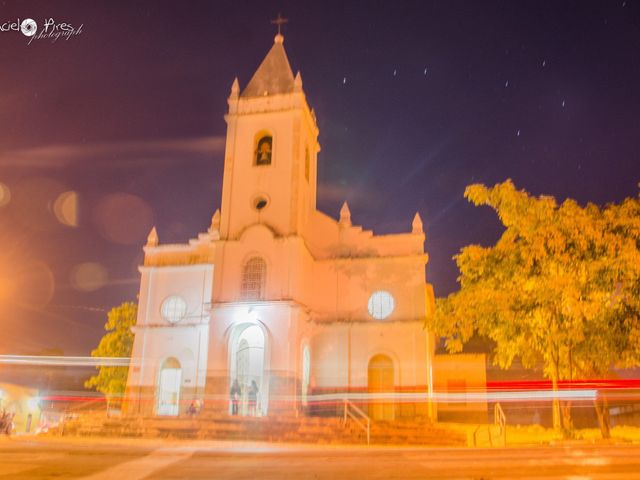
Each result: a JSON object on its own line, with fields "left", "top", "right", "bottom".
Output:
{"left": 124, "top": 33, "right": 440, "bottom": 421}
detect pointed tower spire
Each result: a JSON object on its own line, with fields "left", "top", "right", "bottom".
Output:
{"left": 230, "top": 77, "right": 240, "bottom": 98}
{"left": 339, "top": 201, "right": 352, "bottom": 227}
{"left": 241, "top": 34, "right": 295, "bottom": 97}
{"left": 146, "top": 226, "right": 158, "bottom": 247}
{"left": 412, "top": 212, "right": 423, "bottom": 234}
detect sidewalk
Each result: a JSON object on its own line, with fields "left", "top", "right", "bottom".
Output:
{"left": 1, "top": 433, "right": 478, "bottom": 452}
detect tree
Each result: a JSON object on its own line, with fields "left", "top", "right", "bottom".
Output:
{"left": 428, "top": 180, "right": 640, "bottom": 438}
{"left": 84, "top": 302, "right": 137, "bottom": 408}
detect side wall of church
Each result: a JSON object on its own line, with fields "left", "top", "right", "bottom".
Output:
{"left": 124, "top": 264, "right": 212, "bottom": 416}
{"left": 309, "top": 321, "right": 430, "bottom": 419}
{"left": 310, "top": 255, "right": 428, "bottom": 322}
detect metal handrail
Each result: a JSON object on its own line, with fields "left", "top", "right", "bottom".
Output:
{"left": 473, "top": 402, "right": 506, "bottom": 447}
{"left": 494, "top": 402, "right": 506, "bottom": 446}
{"left": 472, "top": 423, "right": 492, "bottom": 447}
{"left": 343, "top": 398, "right": 371, "bottom": 445}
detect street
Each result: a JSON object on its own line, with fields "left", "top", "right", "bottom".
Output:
{"left": 2, "top": 437, "right": 640, "bottom": 479}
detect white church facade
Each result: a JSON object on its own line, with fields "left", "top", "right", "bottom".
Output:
{"left": 124, "top": 33, "right": 439, "bottom": 421}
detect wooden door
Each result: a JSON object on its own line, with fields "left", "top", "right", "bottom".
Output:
{"left": 368, "top": 354, "right": 395, "bottom": 421}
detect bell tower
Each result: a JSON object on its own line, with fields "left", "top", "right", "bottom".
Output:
{"left": 219, "top": 34, "right": 320, "bottom": 240}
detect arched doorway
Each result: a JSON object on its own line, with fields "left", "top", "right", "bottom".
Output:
{"left": 368, "top": 354, "right": 395, "bottom": 421}
{"left": 157, "top": 357, "right": 182, "bottom": 416}
{"left": 229, "top": 324, "right": 267, "bottom": 416}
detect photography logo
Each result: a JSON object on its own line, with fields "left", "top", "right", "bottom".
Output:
{"left": 2, "top": 17, "right": 83, "bottom": 44}
{"left": 20, "top": 18, "right": 37, "bottom": 37}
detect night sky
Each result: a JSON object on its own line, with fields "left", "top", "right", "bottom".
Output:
{"left": 1, "top": 1, "right": 639, "bottom": 355}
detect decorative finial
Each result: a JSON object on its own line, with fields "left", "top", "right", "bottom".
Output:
{"left": 294, "top": 71, "right": 302, "bottom": 91}
{"left": 230, "top": 77, "right": 239, "bottom": 97}
{"left": 271, "top": 13, "right": 288, "bottom": 38}
{"left": 146, "top": 226, "right": 158, "bottom": 247}
{"left": 339, "top": 201, "right": 352, "bottom": 227}
{"left": 207, "top": 209, "right": 221, "bottom": 240}
{"left": 412, "top": 212, "right": 423, "bottom": 234}
{"left": 209, "top": 209, "right": 221, "bottom": 232}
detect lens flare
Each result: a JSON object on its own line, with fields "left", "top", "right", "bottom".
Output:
{"left": 0, "top": 182, "right": 10, "bottom": 207}
{"left": 14, "top": 261, "right": 55, "bottom": 307}
{"left": 93, "top": 193, "right": 154, "bottom": 245}
{"left": 70, "top": 262, "right": 108, "bottom": 292}
{"left": 11, "top": 177, "right": 65, "bottom": 231}
{"left": 53, "top": 190, "right": 79, "bottom": 227}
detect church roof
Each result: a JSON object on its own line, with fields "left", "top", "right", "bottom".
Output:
{"left": 241, "top": 34, "right": 295, "bottom": 97}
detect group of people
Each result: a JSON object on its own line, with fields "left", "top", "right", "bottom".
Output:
{"left": 230, "top": 379, "right": 259, "bottom": 416}
{"left": 186, "top": 399, "right": 202, "bottom": 417}
{"left": 0, "top": 410, "right": 14, "bottom": 436}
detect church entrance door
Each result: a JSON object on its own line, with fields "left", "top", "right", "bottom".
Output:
{"left": 230, "top": 324, "right": 266, "bottom": 416}
{"left": 368, "top": 354, "right": 395, "bottom": 421}
{"left": 157, "top": 357, "right": 182, "bottom": 416}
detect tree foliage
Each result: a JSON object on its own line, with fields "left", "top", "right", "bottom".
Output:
{"left": 428, "top": 180, "right": 640, "bottom": 435}
{"left": 84, "top": 302, "right": 137, "bottom": 398}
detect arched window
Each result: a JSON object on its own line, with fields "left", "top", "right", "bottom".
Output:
{"left": 240, "top": 257, "right": 267, "bottom": 300}
{"left": 255, "top": 135, "right": 272, "bottom": 166}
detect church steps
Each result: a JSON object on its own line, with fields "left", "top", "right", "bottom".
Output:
{"left": 58, "top": 413, "right": 466, "bottom": 446}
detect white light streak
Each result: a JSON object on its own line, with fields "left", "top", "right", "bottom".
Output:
{"left": 0, "top": 355, "right": 131, "bottom": 367}
{"left": 304, "top": 389, "right": 597, "bottom": 404}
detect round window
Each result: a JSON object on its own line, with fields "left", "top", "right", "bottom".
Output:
{"left": 161, "top": 295, "right": 187, "bottom": 324}
{"left": 367, "top": 291, "right": 395, "bottom": 320}
{"left": 252, "top": 195, "right": 269, "bottom": 211}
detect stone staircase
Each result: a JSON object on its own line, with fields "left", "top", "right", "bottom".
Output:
{"left": 368, "top": 420, "right": 466, "bottom": 446}
{"left": 59, "top": 412, "right": 466, "bottom": 446}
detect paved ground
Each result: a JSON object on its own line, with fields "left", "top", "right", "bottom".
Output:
{"left": 3, "top": 437, "right": 640, "bottom": 479}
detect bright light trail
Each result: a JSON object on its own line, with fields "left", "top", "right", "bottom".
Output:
{"left": 0, "top": 356, "right": 629, "bottom": 406}
{"left": 0, "top": 355, "right": 131, "bottom": 367}
{"left": 307, "top": 389, "right": 598, "bottom": 404}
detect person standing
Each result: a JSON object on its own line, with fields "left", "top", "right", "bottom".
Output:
{"left": 230, "top": 379, "right": 241, "bottom": 415}
{"left": 248, "top": 380, "right": 259, "bottom": 417}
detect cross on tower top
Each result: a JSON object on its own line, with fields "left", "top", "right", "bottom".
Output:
{"left": 270, "top": 13, "right": 288, "bottom": 35}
